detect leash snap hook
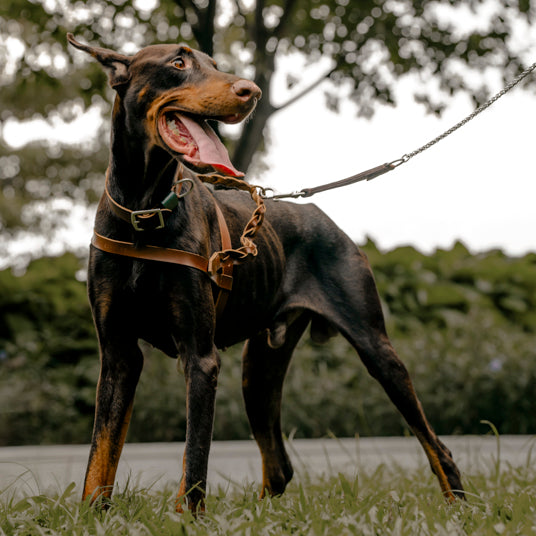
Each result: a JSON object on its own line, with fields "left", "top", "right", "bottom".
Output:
{"left": 388, "top": 155, "right": 410, "bottom": 168}
{"left": 259, "top": 187, "right": 306, "bottom": 201}
{"left": 275, "top": 190, "right": 306, "bottom": 201}
{"left": 258, "top": 187, "right": 274, "bottom": 200}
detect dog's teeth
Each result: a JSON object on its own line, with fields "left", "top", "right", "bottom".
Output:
{"left": 167, "top": 118, "right": 179, "bottom": 133}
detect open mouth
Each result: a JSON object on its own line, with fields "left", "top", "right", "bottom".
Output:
{"left": 158, "top": 111, "right": 244, "bottom": 177}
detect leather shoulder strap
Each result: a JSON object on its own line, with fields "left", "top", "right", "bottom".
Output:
{"left": 211, "top": 201, "right": 234, "bottom": 316}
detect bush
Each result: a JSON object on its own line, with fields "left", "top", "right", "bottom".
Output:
{"left": 0, "top": 253, "right": 98, "bottom": 444}
{"left": 1, "top": 241, "right": 536, "bottom": 445}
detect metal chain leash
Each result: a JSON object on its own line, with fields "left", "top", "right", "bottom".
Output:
{"left": 186, "top": 61, "right": 535, "bottom": 270}
{"left": 397, "top": 60, "right": 536, "bottom": 165}
{"left": 262, "top": 60, "right": 536, "bottom": 199}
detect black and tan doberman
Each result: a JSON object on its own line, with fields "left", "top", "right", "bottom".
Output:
{"left": 67, "top": 34, "right": 464, "bottom": 512}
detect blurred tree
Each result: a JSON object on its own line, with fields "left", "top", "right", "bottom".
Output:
{"left": 0, "top": 0, "right": 534, "bottom": 256}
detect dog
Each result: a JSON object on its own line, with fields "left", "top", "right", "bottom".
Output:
{"left": 67, "top": 34, "right": 464, "bottom": 512}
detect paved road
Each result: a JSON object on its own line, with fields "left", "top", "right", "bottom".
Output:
{"left": 0, "top": 436, "right": 534, "bottom": 497}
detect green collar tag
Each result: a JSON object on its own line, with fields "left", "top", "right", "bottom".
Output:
{"left": 161, "top": 192, "right": 179, "bottom": 210}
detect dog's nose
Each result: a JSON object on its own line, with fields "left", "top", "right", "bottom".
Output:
{"left": 231, "top": 80, "right": 262, "bottom": 102}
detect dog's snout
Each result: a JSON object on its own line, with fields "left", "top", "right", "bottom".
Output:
{"left": 231, "top": 80, "right": 262, "bottom": 102}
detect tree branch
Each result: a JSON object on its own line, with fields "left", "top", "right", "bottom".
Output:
{"left": 273, "top": 66, "right": 337, "bottom": 113}
{"left": 231, "top": 0, "right": 247, "bottom": 19}
{"left": 273, "top": 0, "right": 299, "bottom": 40}
{"left": 253, "top": 0, "right": 268, "bottom": 51}
{"left": 173, "top": 0, "right": 197, "bottom": 14}
{"left": 173, "top": 0, "right": 216, "bottom": 55}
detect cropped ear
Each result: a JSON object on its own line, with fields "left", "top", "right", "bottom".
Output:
{"left": 67, "top": 33, "right": 131, "bottom": 88}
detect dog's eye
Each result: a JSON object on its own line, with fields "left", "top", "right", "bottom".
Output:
{"left": 173, "top": 57, "right": 188, "bottom": 70}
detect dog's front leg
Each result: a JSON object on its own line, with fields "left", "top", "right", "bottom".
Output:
{"left": 83, "top": 339, "right": 144, "bottom": 504}
{"left": 176, "top": 348, "right": 221, "bottom": 514}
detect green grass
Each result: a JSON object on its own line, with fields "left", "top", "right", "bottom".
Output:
{"left": 1, "top": 462, "right": 536, "bottom": 535}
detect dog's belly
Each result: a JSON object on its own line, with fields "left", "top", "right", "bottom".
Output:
{"left": 213, "top": 263, "right": 286, "bottom": 349}
{"left": 128, "top": 256, "right": 286, "bottom": 356}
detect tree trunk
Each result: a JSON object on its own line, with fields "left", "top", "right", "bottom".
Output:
{"left": 231, "top": 41, "right": 277, "bottom": 174}
{"left": 231, "top": 95, "right": 275, "bottom": 174}
{"left": 192, "top": 0, "right": 216, "bottom": 57}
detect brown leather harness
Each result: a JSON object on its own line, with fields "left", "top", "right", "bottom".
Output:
{"left": 91, "top": 165, "right": 266, "bottom": 318}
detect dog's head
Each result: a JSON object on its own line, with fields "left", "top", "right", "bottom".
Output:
{"left": 67, "top": 34, "right": 261, "bottom": 177}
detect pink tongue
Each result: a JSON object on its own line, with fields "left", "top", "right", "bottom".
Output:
{"left": 178, "top": 114, "right": 243, "bottom": 177}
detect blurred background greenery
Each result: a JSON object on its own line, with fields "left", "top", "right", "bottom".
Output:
{"left": 1, "top": 1, "right": 535, "bottom": 445}
{"left": 1, "top": 240, "right": 536, "bottom": 445}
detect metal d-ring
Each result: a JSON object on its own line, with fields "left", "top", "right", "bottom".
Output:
{"left": 161, "top": 178, "right": 195, "bottom": 210}
{"left": 173, "top": 178, "right": 195, "bottom": 198}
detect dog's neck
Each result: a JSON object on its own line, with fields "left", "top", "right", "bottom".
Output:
{"left": 106, "top": 96, "right": 179, "bottom": 212}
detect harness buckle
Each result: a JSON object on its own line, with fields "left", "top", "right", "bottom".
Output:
{"left": 131, "top": 209, "right": 165, "bottom": 231}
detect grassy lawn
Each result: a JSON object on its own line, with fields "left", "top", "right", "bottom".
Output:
{"left": 1, "top": 459, "right": 535, "bottom": 535}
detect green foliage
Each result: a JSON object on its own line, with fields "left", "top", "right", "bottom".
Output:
{"left": 1, "top": 241, "right": 536, "bottom": 445}
{"left": 363, "top": 239, "right": 536, "bottom": 333}
{"left": 2, "top": 462, "right": 536, "bottom": 534}
{"left": 1, "top": 0, "right": 533, "bottom": 242}
{"left": 0, "top": 253, "right": 97, "bottom": 445}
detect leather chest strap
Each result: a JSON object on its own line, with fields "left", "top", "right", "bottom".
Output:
{"left": 91, "top": 200, "right": 234, "bottom": 317}
{"left": 91, "top": 232, "right": 212, "bottom": 275}
{"left": 211, "top": 201, "right": 233, "bottom": 316}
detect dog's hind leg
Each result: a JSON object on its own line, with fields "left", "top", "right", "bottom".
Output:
{"left": 82, "top": 336, "right": 143, "bottom": 504}
{"left": 242, "top": 312, "right": 310, "bottom": 498}
{"left": 352, "top": 330, "right": 464, "bottom": 500}
{"left": 321, "top": 250, "right": 464, "bottom": 501}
